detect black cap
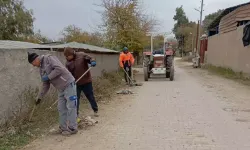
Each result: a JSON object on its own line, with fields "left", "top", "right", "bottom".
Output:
{"left": 28, "top": 52, "right": 39, "bottom": 64}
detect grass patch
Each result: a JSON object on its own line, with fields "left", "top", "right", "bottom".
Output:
{"left": 0, "top": 131, "right": 31, "bottom": 150}
{"left": 0, "top": 86, "right": 58, "bottom": 150}
{"left": 0, "top": 71, "right": 123, "bottom": 150}
{"left": 202, "top": 64, "right": 250, "bottom": 85}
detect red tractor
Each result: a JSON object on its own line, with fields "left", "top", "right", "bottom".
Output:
{"left": 143, "top": 45, "right": 175, "bottom": 81}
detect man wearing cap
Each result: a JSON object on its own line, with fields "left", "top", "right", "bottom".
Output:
{"left": 119, "top": 47, "right": 135, "bottom": 84}
{"left": 28, "top": 52, "right": 78, "bottom": 136}
{"left": 63, "top": 47, "right": 99, "bottom": 121}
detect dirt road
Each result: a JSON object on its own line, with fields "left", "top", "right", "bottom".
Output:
{"left": 24, "top": 60, "right": 250, "bottom": 150}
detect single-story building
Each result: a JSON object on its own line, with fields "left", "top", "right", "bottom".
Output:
{"left": 208, "top": 2, "right": 250, "bottom": 36}
{"left": 0, "top": 40, "right": 119, "bottom": 124}
{"left": 206, "top": 2, "right": 250, "bottom": 74}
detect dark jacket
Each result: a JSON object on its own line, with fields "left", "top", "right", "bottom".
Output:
{"left": 65, "top": 52, "right": 93, "bottom": 85}
{"left": 38, "top": 54, "right": 75, "bottom": 99}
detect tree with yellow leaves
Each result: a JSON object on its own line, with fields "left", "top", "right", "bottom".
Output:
{"left": 99, "top": 0, "right": 156, "bottom": 53}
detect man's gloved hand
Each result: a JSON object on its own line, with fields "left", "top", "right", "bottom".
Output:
{"left": 41, "top": 75, "right": 49, "bottom": 82}
{"left": 90, "top": 61, "right": 96, "bottom": 67}
{"left": 35, "top": 98, "right": 41, "bottom": 105}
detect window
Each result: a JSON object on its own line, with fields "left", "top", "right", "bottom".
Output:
{"left": 237, "top": 20, "right": 250, "bottom": 27}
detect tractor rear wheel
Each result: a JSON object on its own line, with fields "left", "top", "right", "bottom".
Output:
{"left": 143, "top": 67, "right": 148, "bottom": 81}
{"left": 170, "top": 66, "right": 174, "bottom": 81}
{"left": 166, "top": 56, "right": 173, "bottom": 68}
{"left": 166, "top": 56, "right": 173, "bottom": 79}
{"left": 166, "top": 71, "right": 170, "bottom": 78}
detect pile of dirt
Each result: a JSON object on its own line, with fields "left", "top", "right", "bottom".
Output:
{"left": 116, "top": 89, "right": 134, "bottom": 95}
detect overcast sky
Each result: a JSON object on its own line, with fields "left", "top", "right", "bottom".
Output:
{"left": 24, "top": 0, "right": 249, "bottom": 40}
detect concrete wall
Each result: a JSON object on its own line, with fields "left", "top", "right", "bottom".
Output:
{"left": 0, "top": 49, "right": 119, "bottom": 123}
{"left": 207, "top": 26, "right": 250, "bottom": 74}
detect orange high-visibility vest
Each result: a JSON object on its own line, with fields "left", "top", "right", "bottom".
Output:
{"left": 119, "top": 52, "right": 135, "bottom": 68}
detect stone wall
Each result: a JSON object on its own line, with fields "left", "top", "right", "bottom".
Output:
{"left": 0, "top": 49, "right": 119, "bottom": 123}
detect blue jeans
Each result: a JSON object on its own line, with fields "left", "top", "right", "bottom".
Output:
{"left": 76, "top": 82, "right": 98, "bottom": 115}
{"left": 58, "top": 82, "right": 77, "bottom": 130}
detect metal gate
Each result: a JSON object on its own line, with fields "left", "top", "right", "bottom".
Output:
{"left": 199, "top": 36, "right": 208, "bottom": 64}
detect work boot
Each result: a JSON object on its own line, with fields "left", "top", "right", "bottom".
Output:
{"left": 94, "top": 111, "right": 99, "bottom": 117}
{"left": 69, "top": 128, "right": 78, "bottom": 134}
{"left": 61, "top": 128, "right": 78, "bottom": 136}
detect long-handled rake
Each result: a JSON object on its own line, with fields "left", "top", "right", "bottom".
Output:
{"left": 29, "top": 67, "right": 92, "bottom": 121}
{"left": 28, "top": 105, "right": 36, "bottom": 122}
{"left": 122, "top": 67, "right": 143, "bottom": 86}
{"left": 47, "top": 67, "right": 92, "bottom": 110}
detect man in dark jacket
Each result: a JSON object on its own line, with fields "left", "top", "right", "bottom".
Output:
{"left": 28, "top": 52, "right": 78, "bottom": 136}
{"left": 64, "top": 47, "right": 99, "bottom": 120}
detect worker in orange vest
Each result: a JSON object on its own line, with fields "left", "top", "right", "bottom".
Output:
{"left": 119, "top": 47, "right": 135, "bottom": 84}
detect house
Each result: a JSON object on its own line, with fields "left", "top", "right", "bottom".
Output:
{"left": 208, "top": 2, "right": 250, "bottom": 36}
{"left": 206, "top": 2, "right": 250, "bottom": 74}
{"left": 0, "top": 40, "right": 119, "bottom": 124}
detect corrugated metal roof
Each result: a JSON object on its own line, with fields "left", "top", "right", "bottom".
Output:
{"left": 0, "top": 40, "right": 49, "bottom": 49}
{"left": 40, "top": 42, "right": 65, "bottom": 46}
{"left": 0, "top": 40, "right": 119, "bottom": 54}
{"left": 50, "top": 42, "right": 118, "bottom": 53}
{"left": 208, "top": 2, "right": 250, "bottom": 30}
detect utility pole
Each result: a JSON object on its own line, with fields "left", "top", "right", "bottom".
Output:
{"left": 195, "top": 0, "right": 204, "bottom": 55}
{"left": 163, "top": 37, "right": 166, "bottom": 54}
{"left": 194, "top": 0, "right": 204, "bottom": 67}
{"left": 151, "top": 34, "right": 153, "bottom": 53}
{"left": 190, "top": 32, "right": 194, "bottom": 54}
{"left": 196, "top": 20, "right": 200, "bottom": 52}
{"left": 198, "top": 0, "right": 204, "bottom": 55}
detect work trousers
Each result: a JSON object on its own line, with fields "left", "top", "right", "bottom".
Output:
{"left": 76, "top": 82, "right": 98, "bottom": 116}
{"left": 58, "top": 82, "right": 78, "bottom": 131}
{"left": 124, "top": 66, "right": 132, "bottom": 83}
